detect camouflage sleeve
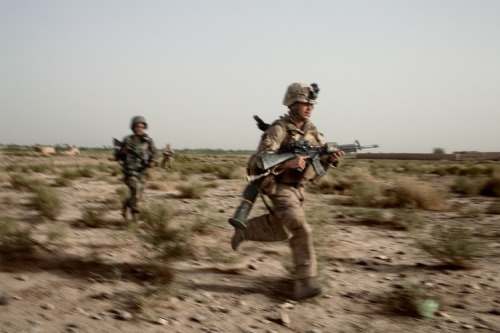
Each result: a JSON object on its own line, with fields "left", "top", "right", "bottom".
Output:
{"left": 115, "top": 135, "right": 130, "bottom": 160}
{"left": 148, "top": 139, "right": 159, "bottom": 163}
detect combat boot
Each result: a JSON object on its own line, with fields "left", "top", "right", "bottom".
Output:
{"left": 293, "top": 277, "right": 326, "bottom": 301}
{"left": 231, "top": 230, "right": 244, "bottom": 251}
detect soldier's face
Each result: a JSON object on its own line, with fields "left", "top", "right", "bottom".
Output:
{"left": 296, "top": 102, "right": 314, "bottom": 120}
{"left": 134, "top": 123, "right": 146, "bottom": 135}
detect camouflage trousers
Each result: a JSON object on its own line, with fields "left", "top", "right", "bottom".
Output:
{"left": 160, "top": 155, "right": 173, "bottom": 169}
{"left": 123, "top": 175, "right": 143, "bottom": 214}
{"left": 241, "top": 183, "right": 317, "bottom": 279}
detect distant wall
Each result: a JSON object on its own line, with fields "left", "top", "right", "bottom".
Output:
{"left": 356, "top": 153, "right": 500, "bottom": 161}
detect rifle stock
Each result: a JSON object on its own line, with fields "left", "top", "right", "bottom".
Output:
{"left": 259, "top": 152, "right": 296, "bottom": 171}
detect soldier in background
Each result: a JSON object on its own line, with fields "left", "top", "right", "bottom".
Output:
{"left": 231, "top": 82, "right": 344, "bottom": 301}
{"left": 160, "top": 143, "right": 174, "bottom": 169}
{"left": 115, "top": 116, "right": 158, "bottom": 220}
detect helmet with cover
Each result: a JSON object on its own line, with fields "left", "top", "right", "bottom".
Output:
{"left": 130, "top": 115, "right": 148, "bottom": 130}
{"left": 282, "top": 82, "right": 320, "bottom": 107}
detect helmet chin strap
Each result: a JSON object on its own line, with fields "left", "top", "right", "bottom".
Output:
{"left": 289, "top": 105, "right": 307, "bottom": 122}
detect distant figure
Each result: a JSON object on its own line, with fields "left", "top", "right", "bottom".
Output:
{"left": 63, "top": 146, "right": 80, "bottom": 156}
{"left": 35, "top": 145, "right": 56, "bottom": 155}
{"left": 160, "top": 144, "right": 174, "bottom": 169}
{"left": 115, "top": 115, "right": 158, "bottom": 220}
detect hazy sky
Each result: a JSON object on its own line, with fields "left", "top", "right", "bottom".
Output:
{"left": 1, "top": 0, "right": 499, "bottom": 153}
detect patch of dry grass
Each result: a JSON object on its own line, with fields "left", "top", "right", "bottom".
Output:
{"left": 32, "top": 185, "right": 63, "bottom": 220}
{"left": 176, "top": 181, "right": 208, "bottom": 199}
{"left": 138, "top": 202, "right": 192, "bottom": 262}
{"left": 479, "top": 171, "right": 500, "bottom": 197}
{"left": 416, "top": 223, "right": 482, "bottom": 268}
{"left": 0, "top": 216, "right": 35, "bottom": 255}
{"left": 384, "top": 176, "right": 448, "bottom": 211}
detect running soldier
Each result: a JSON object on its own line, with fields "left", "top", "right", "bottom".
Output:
{"left": 116, "top": 116, "right": 158, "bottom": 220}
{"left": 231, "top": 82, "right": 345, "bottom": 301}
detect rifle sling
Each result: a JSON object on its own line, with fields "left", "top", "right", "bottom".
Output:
{"left": 258, "top": 191, "right": 274, "bottom": 215}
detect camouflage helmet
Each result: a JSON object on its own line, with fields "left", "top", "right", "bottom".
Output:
{"left": 282, "top": 82, "right": 320, "bottom": 107}
{"left": 130, "top": 115, "right": 148, "bottom": 130}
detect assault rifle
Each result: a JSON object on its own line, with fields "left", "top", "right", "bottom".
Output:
{"left": 260, "top": 140, "right": 379, "bottom": 177}
{"left": 113, "top": 138, "right": 149, "bottom": 170}
{"left": 228, "top": 140, "right": 378, "bottom": 230}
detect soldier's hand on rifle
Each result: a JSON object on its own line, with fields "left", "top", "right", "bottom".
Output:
{"left": 278, "top": 155, "right": 308, "bottom": 171}
{"left": 328, "top": 150, "right": 345, "bottom": 163}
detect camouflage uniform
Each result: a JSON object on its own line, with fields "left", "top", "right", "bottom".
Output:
{"left": 117, "top": 120, "right": 158, "bottom": 218}
{"left": 160, "top": 144, "right": 174, "bottom": 169}
{"left": 230, "top": 82, "right": 342, "bottom": 301}
{"left": 240, "top": 114, "right": 332, "bottom": 279}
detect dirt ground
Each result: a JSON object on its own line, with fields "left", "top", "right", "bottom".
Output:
{"left": 0, "top": 153, "right": 499, "bottom": 333}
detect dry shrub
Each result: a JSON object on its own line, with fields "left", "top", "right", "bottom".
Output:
{"left": 78, "top": 207, "right": 109, "bottom": 228}
{"left": 60, "top": 167, "right": 94, "bottom": 180}
{"left": 417, "top": 223, "right": 482, "bottom": 268}
{"left": 339, "top": 168, "right": 384, "bottom": 206}
{"left": 189, "top": 201, "right": 225, "bottom": 236}
{"left": 486, "top": 199, "right": 500, "bottom": 214}
{"left": 138, "top": 202, "right": 192, "bottom": 261}
{"left": 13, "top": 177, "right": 65, "bottom": 220}
{"left": 384, "top": 177, "right": 448, "bottom": 211}
{"left": 308, "top": 173, "right": 338, "bottom": 194}
{"left": 32, "top": 185, "right": 63, "bottom": 220}
{"left": 432, "top": 164, "right": 464, "bottom": 176}
{"left": 53, "top": 176, "right": 72, "bottom": 187}
{"left": 0, "top": 216, "right": 35, "bottom": 254}
{"left": 214, "top": 165, "right": 238, "bottom": 179}
{"left": 10, "top": 174, "right": 46, "bottom": 191}
{"left": 176, "top": 181, "right": 207, "bottom": 199}
{"left": 104, "top": 186, "right": 129, "bottom": 208}
{"left": 479, "top": 171, "right": 500, "bottom": 197}
{"left": 355, "top": 208, "right": 426, "bottom": 231}
{"left": 450, "top": 177, "right": 482, "bottom": 196}
{"left": 335, "top": 167, "right": 372, "bottom": 191}
{"left": 119, "top": 282, "right": 177, "bottom": 319}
